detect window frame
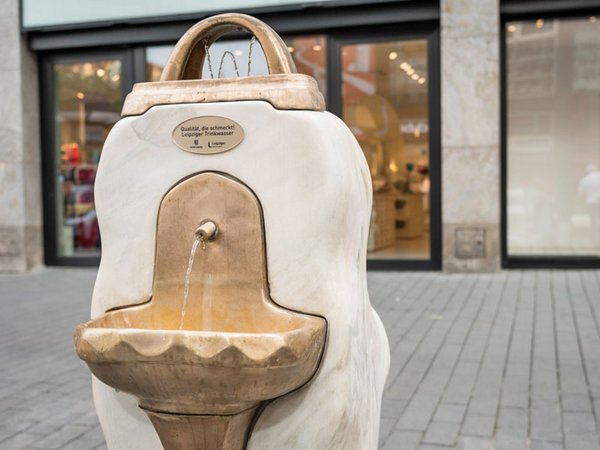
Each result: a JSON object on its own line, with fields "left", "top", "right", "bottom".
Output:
{"left": 328, "top": 23, "right": 442, "bottom": 271}
{"left": 500, "top": 2, "right": 600, "bottom": 269}
{"left": 40, "top": 49, "right": 135, "bottom": 266}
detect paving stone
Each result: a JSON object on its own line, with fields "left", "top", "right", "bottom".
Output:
{"left": 381, "top": 430, "right": 421, "bottom": 450}
{"left": 497, "top": 407, "right": 528, "bottom": 436}
{"left": 0, "top": 432, "right": 43, "bottom": 450}
{"left": 564, "top": 433, "right": 600, "bottom": 450}
{"left": 422, "top": 421, "right": 459, "bottom": 446}
{"left": 379, "top": 417, "right": 398, "bottom": 445}
{"left": 530, "top": 440, "right": 565, "bottom": 450}
{"left": 432, "top": 403, "right": 467, "bottom": 423}
{"left": 28, "top": 424, "right": 90, "bottom": 449}
{"left": 563, "top": 411, "right": 597, "bottom": 435}
{"left": 531, "top": 405, "right": 563, "bottom": 442}
{"left": 455, "top": 436, "right": 494, "bottom": 450}
{"left": 461, "top": 414, "right": 495, "bottom": 438}
{"left": 495, "top": 430, "right": 527, "bottom": 450}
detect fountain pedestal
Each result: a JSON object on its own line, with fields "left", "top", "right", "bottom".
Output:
{"left": 146, "top": 407, "right": 258, "bottom": 450}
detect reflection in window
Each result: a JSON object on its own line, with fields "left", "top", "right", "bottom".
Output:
{"left": 342, "top": 40, "right": 430, "bottom": 260}
{"left": 146, "top": 36, "right": 327, "bottom": 96}
{"left": 283, "top": 36, "right": 327, "bottom": 97}
{"left": 507, "top": 17, "right": 600, "bottom": 256}
{"left": 54, "top": 60, "right": 122, "bottom": 257}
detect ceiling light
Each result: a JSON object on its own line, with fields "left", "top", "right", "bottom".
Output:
{"left": 418, "top": 77, "right": 426, "bottom": 84}
{"left": 312, "top": 44, "right": 322, "bottom": 52}
{"left": 411, "top": 73, "right": 419, "bottom": 80}
{"left": 111, "top": 74, "right": 120, "bottom": 82}
{"left": 590, "top": 16, "right": 598, "bottom": 23}
{"left": 400, "top": 62, "right": 409, "bottom": 70}
{"left": 536, "top": 18, "right": 544, "bottom": 28}
{"left": 507, "top": 24, "right": 517, "bottom": 33}
{"left": 388, "top": 51, "right": 398, "bottom": 61}
{"left": 96, "top": 68, "right": 105, "bottom": 77}
{"left": 406, "top": 68, "right": 415, "bottom": 76}
{"left": 76, "top": 91, "right": 85, "bottom": 100}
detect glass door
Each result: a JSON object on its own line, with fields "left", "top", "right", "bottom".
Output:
{"left": 41, "top": 51, "right": 133, "bottom": 265}
{"left": 332, "top": 30, "right": 441, "bottom": 270}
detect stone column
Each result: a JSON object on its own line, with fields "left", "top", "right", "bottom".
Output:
{"left": 0, "top": 0, "right": 43, "bottom": 271}
{"left": 441, "top": 0, "right": 501, "bottom": 272}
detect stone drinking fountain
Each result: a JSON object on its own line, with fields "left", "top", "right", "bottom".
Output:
{"left": 74, "top": 13, "right": 389, "bottom": 450}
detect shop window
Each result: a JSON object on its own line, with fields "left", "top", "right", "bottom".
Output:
{"left": 341, "top": 39, "right": 430, "bottom": 260}
{"left": 506, "top": 17, "right": 600, "bottom": 257}
{"left": 53, "top": 60, "right": 122, "bottom": 257}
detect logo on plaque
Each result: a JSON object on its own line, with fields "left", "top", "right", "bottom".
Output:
{"left": 172, "top": 116, "right": 244, "bottom": 154}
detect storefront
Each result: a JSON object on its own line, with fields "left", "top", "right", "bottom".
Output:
{"left": 29, "top": 0, "right": 442, "bottom": 269}
{"left": 5, "top": 0, "right": 598, "bottom": 272}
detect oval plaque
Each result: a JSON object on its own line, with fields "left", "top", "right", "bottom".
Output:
{"left": 172, "top": 116, "right": 244, "bottom": 154}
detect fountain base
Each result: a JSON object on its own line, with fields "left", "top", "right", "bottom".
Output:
{"left": 144, "top": 406, "right": 259, "bottom": 450}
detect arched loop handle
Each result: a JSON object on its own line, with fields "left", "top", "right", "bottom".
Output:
{"left": 160, "top": 13, "right": 297, "bottom": 81}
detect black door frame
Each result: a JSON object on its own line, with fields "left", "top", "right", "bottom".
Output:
{"left": 500, "top": 0, "right": 600, "bottom": 269}
{"left": 328, "top": 23, "right": 442, "bottom": 271}
{"left": 39, "top": 49, "right": 135, "bottom": 266}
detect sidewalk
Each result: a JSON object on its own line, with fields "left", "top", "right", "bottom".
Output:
{"left": 1, "top": 268, "right": 600, "bottom": 450}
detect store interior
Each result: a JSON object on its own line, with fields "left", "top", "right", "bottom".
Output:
{"left": 341, "top": 39, "right": 431, "bottom": 260}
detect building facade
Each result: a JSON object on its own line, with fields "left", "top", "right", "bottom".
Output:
{"left": 1, "top": 0, "right": 599, "bottom": 272}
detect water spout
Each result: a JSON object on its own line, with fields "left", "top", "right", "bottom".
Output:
{"left": 195, "top": 220, "right": 218, "bottom": 241}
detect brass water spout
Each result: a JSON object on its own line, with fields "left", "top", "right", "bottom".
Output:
{"left": 195, "top": 220, "right": 218, "bottom": 241}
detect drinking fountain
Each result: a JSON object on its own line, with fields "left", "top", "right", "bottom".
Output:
{"left": 75, "top": 13, "right": 389, "bottom": 450}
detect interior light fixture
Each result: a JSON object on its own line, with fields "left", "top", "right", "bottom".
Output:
{"left": 507, "top": 24, "right": 517, "bottom": 33}
{"left": 590, "top": 16, "right": 598, "bottom": 23}
{"left": 418, "top": 77, "right": 426, "bottom": 85}
{"left": 388, "top": 51, "right": 398, "bottom": 61}
{"left": 411, "top": 73, "right": 419, "bottom": 80}
{"left": 406, "top": 68, "right": 415, "bottom": 76}
{"left": 76, "top": 91, "right": 85, "bottom": 100}
{"left": 400, "top": 62, "right": 410, "bottom": 70}
{"left": 96, "top": 68, "right": 105, "bottom": 77}
{"left": 536, "top": 18, "right": 544, "bottom": 28}
{"left": 312, "top": 44, "right": 322, "bottom": 52}
{"left": 287, "top": 46, "right": 295, "bottom": 53}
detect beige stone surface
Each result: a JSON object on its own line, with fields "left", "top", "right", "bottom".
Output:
{"left": 0, "top": 226, "right": 25, "bottom": 272}
{"left": 0, "top": 0, "right": 43, "bottom": 271}
{"left": 441, "top": 0, "right": 499, "bottom": 38}
{"left": 0, "top": 162, "right": 25, "bottom": 227}
{"left": 441, "top": 0, "right": 501, "bottom": 273}
{"left": 441, "top": 34, "right": 499, "bottom": 148}
{"left": 442, "top": 146, "right": 499, "bottom": 224}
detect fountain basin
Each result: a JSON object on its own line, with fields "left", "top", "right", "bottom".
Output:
{"left": 74, "top": 306, "right": 326, "bottom": 415}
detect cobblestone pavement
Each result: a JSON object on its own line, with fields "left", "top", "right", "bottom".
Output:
{"left": 1, "top": 269, "right": 600, "bottom": 449}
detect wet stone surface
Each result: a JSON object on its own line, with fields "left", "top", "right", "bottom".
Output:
{"left": 2, "top": 268, "right": 600, "bottom": 449}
